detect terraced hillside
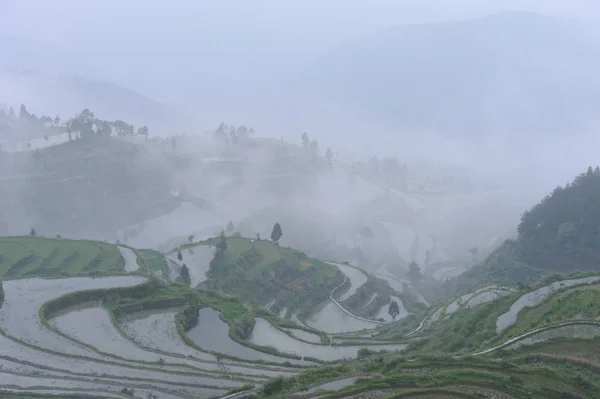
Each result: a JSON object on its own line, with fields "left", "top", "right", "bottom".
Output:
{"left": 252, "top": 272, "right": 600, "bottom": 398}
{"left": 0, "top": 236, "right": 418, "bottom": 398}
{"left": 190, "top": 236, "right": 345, "bottom": 318}
{"left": 3, "top": 234, "right": 600, "bottom": 398}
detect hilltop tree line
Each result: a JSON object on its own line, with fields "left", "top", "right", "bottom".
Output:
{"left": 213, "top": 123, "right": 255, "bottom": 146}
{"left": 0, "top": 104, "right": 149, "bottom": 142}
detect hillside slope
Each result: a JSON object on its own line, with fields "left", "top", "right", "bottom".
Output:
{"left": 255, "top": 271, "right": 600, "bottom": 398}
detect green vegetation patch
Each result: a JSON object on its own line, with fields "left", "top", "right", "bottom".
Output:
{"left": 203, "top": 236, "right": 344, "bottom": 316}
{"left": 0, "top": 236, "right": 126, "bottom": 278}
{"left": 500, "top": 337, "right": 600, "bottom": 365}
{"left": 256, "top": 350, "right": 600, "bottom": 398}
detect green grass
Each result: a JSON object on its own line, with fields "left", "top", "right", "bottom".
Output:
{"left": 500, "top": 337, "right": 600, "bottom": 364}
{"left": 136, "top": 248, "right": 167, "bottom": 273}
{"left": 201, "top": 237, "right": 344, "bottom": 316}
{"left": 197, "top": 290, "right": 250, "bottom": 320}
{"left": 0, "top": 236, "right": 127, "bottom": 278}
{"left": 104, "top": 282, "right": 190, "bottom": 311}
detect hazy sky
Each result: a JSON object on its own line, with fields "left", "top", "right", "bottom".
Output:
{"left": 2, "top": 0, "right": 599, "bottom": 97}
{"left": 1, "top": 0, "right": 598, "bottom": 105}
{"left": 2, "top": 0, "right": 600, "bottom": 44}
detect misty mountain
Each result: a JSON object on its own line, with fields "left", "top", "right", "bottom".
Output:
{"left": 0, "top": 137, "right": 181, "bottom": 239}
{"left": 0, "top": 32, "right": 178, "bottom": 130}
{"left": 294, "top": 11, "right": 600, "bottom": 142}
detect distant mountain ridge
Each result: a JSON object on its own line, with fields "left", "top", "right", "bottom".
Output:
{"left": 294, "top": 11, "right": 600, "bottom": 142}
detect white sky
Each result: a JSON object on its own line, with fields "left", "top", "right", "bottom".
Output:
{"left": 2, "top": 1, "right": 599, "bottom": 51}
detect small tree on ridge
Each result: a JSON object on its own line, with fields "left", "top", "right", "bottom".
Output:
{"left": 388, "top": 300, "right": 400, "bottom": 320}
{"left": 180, "top": 264, "right": 191, "bottom": 285}
{"left": 271, "top": 223, "right": 283, "bottom": 244}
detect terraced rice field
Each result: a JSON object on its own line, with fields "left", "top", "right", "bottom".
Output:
{"left": 0, "top": 274, "right": 316, "bottom": 398}
{"left": 0, "top": 275, "right": 250, "bottom": 398}
{"left": 0, "top": 237, "right": 319, "bottom": 398}
{"left": 6, "top": 236, "right": 599, "bottom": 399}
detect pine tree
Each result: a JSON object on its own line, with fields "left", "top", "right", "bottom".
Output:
{"left": 270, "top": 223, "right": 283, "bottom": 243}
{"left": 408, "top": 262, "right": 422, "bottom": 284}
{"left": 180, "top": 264, "right": 191, "bottom": 285}
{"left": 301, "top": 132, "right": 309, "bottom": 148}
{"left": 216, "top": 230, "right": 228, "bottom": 251}
{"left": 388, "top": 301, "right": 400, "bottom": 319}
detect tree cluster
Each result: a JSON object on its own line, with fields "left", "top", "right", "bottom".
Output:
{"left": 214, "top": 123, "right": 255, "bottom": 146}
{"left": 65, "top": 108, "right": 149, "bottom": 141}
{"left": 0, "top": 104, "right": 149, "bottom": 142}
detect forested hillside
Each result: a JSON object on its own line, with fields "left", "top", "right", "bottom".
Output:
{"left": 456, "top": 166, "right": 600, "bottom": 290}
{"left": 518, "top": 166, "right": 600, "bottom": 271}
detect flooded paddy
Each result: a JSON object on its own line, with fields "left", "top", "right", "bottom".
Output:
{"left": 187, "top": 308, "right": 315, "bottom": 365}
{"left": 119, "top": 308, "right": 295, "bottom": 378}
{"left": 329, "top": 262, "right": 368, "bottom": 301}
{"left": 118, "top": 246, "right": 139, "bottom": 272}
{"left": 250, "top": 318, "right": 406, "bottom": 360}
{"left": 0, "top": 276, "right": 146, "bottom": 360}
{"left": 305, "top": 301, "right": 382, "bottom": 334}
